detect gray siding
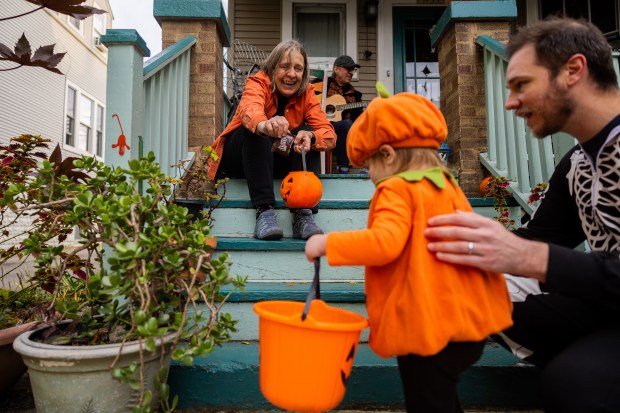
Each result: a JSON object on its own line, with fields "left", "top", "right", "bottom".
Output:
{"left": 231, "top": 0, "right": 281, "bottom": 53}
{"left": 228, "top": 0, "right": 378, "bottom": 99}
{"left": 0, "top": 0, "right": 111, "bottom": 160}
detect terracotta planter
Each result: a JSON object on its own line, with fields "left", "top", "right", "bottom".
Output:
{"left": 13, "top": 324, "right": 175, "bottom": 413}
{"left": 0, "top": 322, "right": 38, "bottom": 397}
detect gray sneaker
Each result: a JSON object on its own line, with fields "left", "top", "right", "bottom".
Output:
{"left": 254, "top": 209, "right": 283, "bottom": 240}
{"left": 292, "top": 209, "right": 324, "bottom": 240}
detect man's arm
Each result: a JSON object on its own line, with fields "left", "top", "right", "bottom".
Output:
{"left": 514, "top": 146, "right": 585, "bottom": 248}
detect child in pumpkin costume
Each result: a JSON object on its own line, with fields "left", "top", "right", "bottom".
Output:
{"left": 305, "top": 91, "right": 513, "bottom": 413}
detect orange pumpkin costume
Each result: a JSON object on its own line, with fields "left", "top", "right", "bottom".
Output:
{"left": 325, "top": 92, "right": 513, "bottom": 357}
{"left": 326, "top": 168, "right": 513, "bottom": 357}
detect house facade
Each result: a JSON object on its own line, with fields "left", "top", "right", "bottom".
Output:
{"left": 228, "top": 0, "right": 618, "bottom": 99}
{"left": 224, "top": 0, "right": 619, "bottom": 194}
{"left": 0, "top": 0, "right": 113, "bottom": 161}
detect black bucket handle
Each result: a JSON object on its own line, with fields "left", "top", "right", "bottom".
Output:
{"left": 301, "top": 258, "right": 321, "bottom": 321}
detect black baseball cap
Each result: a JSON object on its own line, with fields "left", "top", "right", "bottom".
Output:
{"left": 334, "top": 55, "right": 361, "bottom": 69}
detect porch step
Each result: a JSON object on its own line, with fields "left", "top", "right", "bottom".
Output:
{"left": 168, "top": 341, "right": 541, "bottom": 411}
{"left": 169, "top": 177, "right": 537, "bottom": 411}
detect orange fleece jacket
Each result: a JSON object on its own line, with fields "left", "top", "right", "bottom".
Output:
{"left": 208, "top": 71, "right": 336, "bottom": 179}
{"left": 326, "top": 169, "right": 513, "bottom": 357}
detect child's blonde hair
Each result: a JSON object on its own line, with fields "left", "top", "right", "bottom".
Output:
{"left": 373, "top": 147, "right": 451, "bottom": 175}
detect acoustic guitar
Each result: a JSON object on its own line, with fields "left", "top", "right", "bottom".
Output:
{"left": 324, "top": 94, "right": 370, "bottom": 122}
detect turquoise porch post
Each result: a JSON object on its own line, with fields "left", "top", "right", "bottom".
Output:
{"left": 100, "top": 30, "right": 151, "bottom": 168}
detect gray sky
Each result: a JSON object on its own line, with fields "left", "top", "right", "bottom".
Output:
{"left": 107, "top": 0, "right": 162, "bottom": 56}
{"left": 107, "top": 0, "right": 229, "bottom": 57}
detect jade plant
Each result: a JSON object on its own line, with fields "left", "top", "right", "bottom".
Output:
{"left": 0, "top": 134, "right": 245, "bottom": 412}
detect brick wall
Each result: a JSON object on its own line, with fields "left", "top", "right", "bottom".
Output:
{"left": 438, "top": 20, "right": 510, "bottom": 196}
{"left": 161, "top": 20, "right": 225, "bottom": 149}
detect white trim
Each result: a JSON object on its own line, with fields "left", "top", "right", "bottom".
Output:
{"left": 281, "top": 0, "right": 357, "bottom": 71}
{"left": 377, "top": 0, "right": 397, "bottom": 95}
{"left": 63, "top": 80, "right": 105, "bottom": 160}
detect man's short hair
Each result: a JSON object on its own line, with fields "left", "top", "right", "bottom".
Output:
{"left": 506, "top": 17, "right": 618, "bottom": 91}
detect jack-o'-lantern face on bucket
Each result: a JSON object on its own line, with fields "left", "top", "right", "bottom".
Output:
{"left": 280, "top": 171, "right": 322, "bottom": 208}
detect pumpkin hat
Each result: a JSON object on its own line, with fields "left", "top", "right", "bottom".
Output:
{"left": 346, "top": 82, "right": 447, "bottom": 167}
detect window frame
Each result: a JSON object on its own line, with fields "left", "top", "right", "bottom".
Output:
{"left": 92, "top": 2, "right": 107, "bottom": 49}
{"left": 67, "top": 16, "right": 83, "bottom": 34}
{"left": 538, "top": 0, "right": 619, "bottom": 42}
{"left": 282, "top": 0, "right": 358, "bottom": 72}
{"left": 63, "top": 83, "right": 105, "bottom": 159}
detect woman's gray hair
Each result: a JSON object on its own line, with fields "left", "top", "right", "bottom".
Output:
{"left": 262, "top": 39, "right": 310, "bottom": 96}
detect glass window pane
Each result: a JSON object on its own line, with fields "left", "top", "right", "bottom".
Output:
{"left": 65, "top": 116, "right": 74, "bottom": 146}
{"left": 295, "top": 6, "right": 343, "bottom": 58}
{"left": 407, "top": 78, "right": 440, "bottom": 107}
{"left": 565, "top": 0, "right": 588, "bottom": 19}
{"left": 96, "top": 105, "right": 104, "bottom": 157}
{"left": 78, "top": 95, "right": 93, "bottom": 152}
{"left": 68, "top": 16, "right": 81, "bottom": 31}
{"left": 65, "top": 88, "right": 76, "bottom": 146}
{"left": 93, "top": 3, "right": 105, "bottom": 34}
{"left": 78, "top": 125, "right": 91, "bottom": 152}
{"left": 591, "top": 0, "right": 618, "bottom": 35}
{"left": 540, "top": 0, "right": 564, "bottom": 18}
{"left": 80, "top": 96, "right": 93, "bottom": 125}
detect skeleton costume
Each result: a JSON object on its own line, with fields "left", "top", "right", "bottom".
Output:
{"left": 495, "top": 114, "right": 620, "bottom": 412}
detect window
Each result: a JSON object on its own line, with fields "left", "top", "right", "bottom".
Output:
{"left": 92, "top": 2, "right": 106, "bottom": 48}
{"left": 78, "top": 96, "right": 93, "bottom": 152}
{"left": 96, "top": 105, "right": 104, "bottom": 157}
{"left": 65, "top": 87, "right": 76, "bottom": 146}
{"left": 64, "top": 85, "right": 104, "bottom": 158}
{"left": 540, "top": 0, "right": 619, "bottom": 44}
{"left": 282, "top": 0, "right": 357, "bottom": 71}
{"left": 294, "top": 5, "right": 344, "bottom": 60}
{"left": 67, "top": 16, "right": 83, "bottom": 34}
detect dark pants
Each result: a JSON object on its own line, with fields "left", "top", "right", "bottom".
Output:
{"left": 332, "top": 119, "right": 352, "bottom": 168}
{"left": 215, "top": 126, "right": 321, "bottom": 209}
{"left": 493, "top": 292, "right": 620, "bottom": 413}
{"left": 396, "top": 340, "right": 485, "bottom": 413}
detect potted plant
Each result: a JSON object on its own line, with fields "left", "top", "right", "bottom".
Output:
{"left": 0, "top": 134, "right": 70, "bottom": 397}
{"left": 1, "top": 134, "right": 245, "bottom": 412}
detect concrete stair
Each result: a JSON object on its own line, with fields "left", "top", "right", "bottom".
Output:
{"left": 170, "top": 175, "right": 540, "bottom": 411}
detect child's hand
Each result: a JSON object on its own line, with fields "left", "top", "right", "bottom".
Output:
{"left": 305, "top": 234, "right": 327, "bottom": 262}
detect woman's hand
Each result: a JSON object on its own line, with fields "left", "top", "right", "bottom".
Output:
{"left": 257, "top": 116, "right": 290, "bottom": 138}
{"left": 293, "top": 130, "right": 313, "bottom": 154}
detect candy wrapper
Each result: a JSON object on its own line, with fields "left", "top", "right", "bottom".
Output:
{"left": 272, "top": 134, "right": 294, "bottom": 156}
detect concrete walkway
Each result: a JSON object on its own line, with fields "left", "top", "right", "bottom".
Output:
{"left": 2, "top": 373, "right": 543, "bottom": 413}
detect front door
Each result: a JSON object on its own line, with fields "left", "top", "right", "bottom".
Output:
{"left": 393, "top": 6, "right": 446, "bottom": 106}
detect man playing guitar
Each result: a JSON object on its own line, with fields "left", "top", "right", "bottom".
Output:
{"left": 326, "top": 55, "right": 365, "bottom": 174}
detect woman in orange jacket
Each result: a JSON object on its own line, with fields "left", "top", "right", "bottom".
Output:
{"left": 208, "top": 40, "right": 336, "bottom": 241}
{"left": 305, "top": 92, "right": 513, "bottom": 413}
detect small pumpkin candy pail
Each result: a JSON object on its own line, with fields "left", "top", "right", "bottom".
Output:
{"left": 279, "top": 146, "right": 323, "bottom": 209}
{"left": 254, "top": 260, "right": 368, "bottom": 412}
{"left": 280, "top": 170, "right": 323, "bottom": 208}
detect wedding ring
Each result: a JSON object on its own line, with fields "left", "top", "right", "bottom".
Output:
{"left": 467, "top": 241, "right": 475, "bottom": 255}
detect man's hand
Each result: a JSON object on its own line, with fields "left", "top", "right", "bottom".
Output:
{"left": 424, "top": 210, "right": 549, "bottom": 281}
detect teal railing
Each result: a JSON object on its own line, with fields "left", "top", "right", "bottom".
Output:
{"left": 102, "top": 30, "right": 197, "bottom": 182}
{"left": 476, "top": 35, "right": 620, "bottom": 215}
{"left": 142, "top": 35, "right": 196, "bottom": 179}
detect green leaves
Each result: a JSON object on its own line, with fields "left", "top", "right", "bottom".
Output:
{"left": 1, "top": 137, "right": 246, "bottom": 412}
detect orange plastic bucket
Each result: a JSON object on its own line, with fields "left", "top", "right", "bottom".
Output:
{"left": 254, "top": 299, "right": 368, "bottom": 412}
